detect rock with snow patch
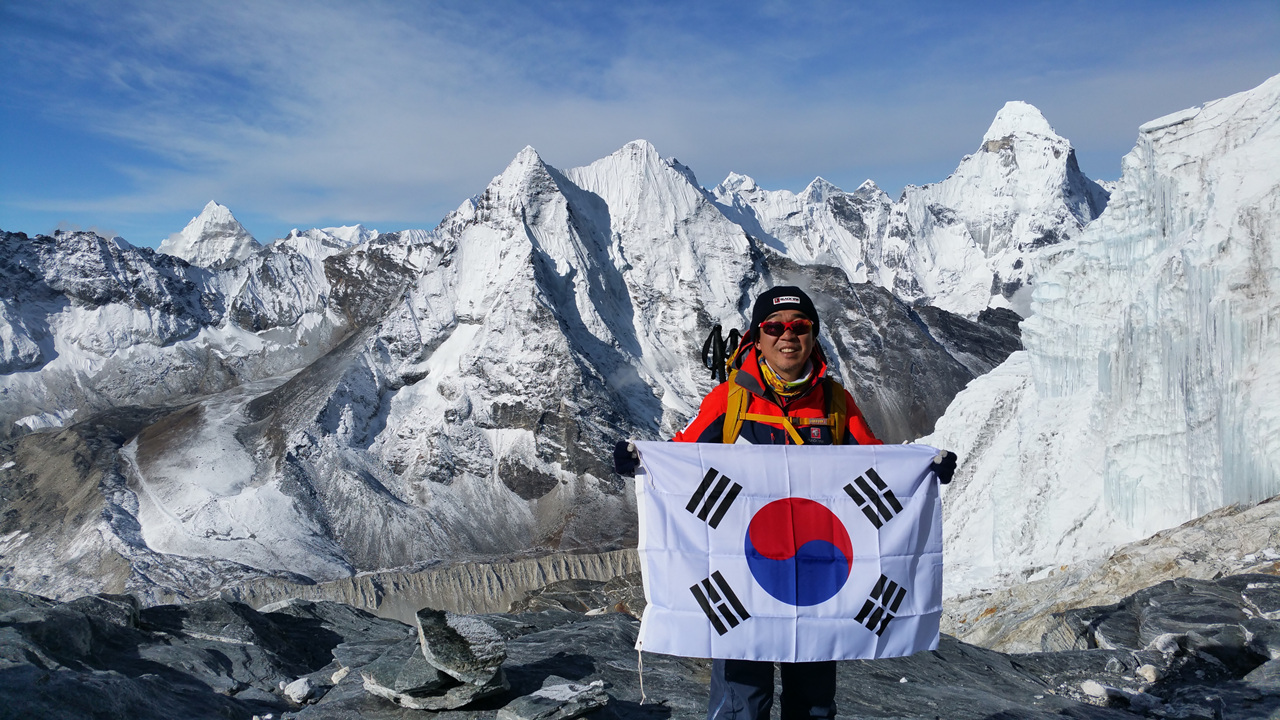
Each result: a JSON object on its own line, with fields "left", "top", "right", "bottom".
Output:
{"left": 360, "top": 631, "right": 509, "bottom": 711}
{"left": 497, "top": 676, "right": 608, "bottom": 720}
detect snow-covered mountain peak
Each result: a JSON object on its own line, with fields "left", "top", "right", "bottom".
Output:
{"left": 564, "top": 139, "right": 718, "bottom": 232}
{"left": 802, "top": 177, "right": 842, "bottom": 202}
{"left": 893, "top": 99, "right": 1110, "bottom": 315}
{"left": 158, "top": 200, "right": 261, "bottom": 269}
{"left": 983, "top": 101, "right": 1059, "bottom": 143}
{"left": 322, "top": 224, "right": 378, "bottom": 247}
{"left": 274, "top": 225, "right": 376, "bottom": 260}
{"left": 619, "top": 138, "right": 660, "bottom": 157}
{"left": 198, "top": 200, "right": 232, "bottom": 222}
{"left": 715, "top": 172, "right": 758, "bottom": 195}
{"left": 446, "top": 145, "right": 560, "bottom": 228}
{"left": 853, "top": 179, "right": 889, "bottom": 202}
{"left": 501, "top": 145, "right": 548, "bottom": 180}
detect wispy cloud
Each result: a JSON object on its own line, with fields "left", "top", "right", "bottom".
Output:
{"left": 2, "top": 0, "right": 1277, "bottom": 244}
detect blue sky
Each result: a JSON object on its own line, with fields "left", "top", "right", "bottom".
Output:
{"left": 2, "top": 1, "right": 1277, "bottom": 247}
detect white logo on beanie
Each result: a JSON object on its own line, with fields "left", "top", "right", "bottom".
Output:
{"left": 772, "top": 296, "right": 801, "bottom": 305}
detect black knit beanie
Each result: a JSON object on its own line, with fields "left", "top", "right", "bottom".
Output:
{"left": 750, "top": 286, "right": 819, "bottom": 334}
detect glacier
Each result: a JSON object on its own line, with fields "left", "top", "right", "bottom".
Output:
{"left": 927, "top": 74, "right": 1280, "bottom": 596}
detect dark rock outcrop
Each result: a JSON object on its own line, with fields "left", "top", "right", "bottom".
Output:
{"left": 7, "top": 570, "right": 1280, "bottom": 718}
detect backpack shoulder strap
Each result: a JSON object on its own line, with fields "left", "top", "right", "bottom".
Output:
{"left": 722, "top": 369, "right": 751, "bottom": 444}
{"left": 824, "top": 377, "right": 848, "bottom": 445}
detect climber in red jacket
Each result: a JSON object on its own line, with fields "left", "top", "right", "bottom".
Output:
{"left": 671, "top": 286, "right": 880, "bottom": 448}
{"left": 615, "top": 285, "right": 957, "bottom": 719}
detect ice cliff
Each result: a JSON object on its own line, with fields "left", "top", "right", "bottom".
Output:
{"left": 927, "top": 74, "right": 1280, "bottom": 595}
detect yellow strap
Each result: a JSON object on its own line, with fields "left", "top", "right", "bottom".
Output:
{"left": 790, "top": 417, "right": 834, "bottom": 427}
{"left": 723, "top": 370, "right": 750, "bottom": 444}
{"left": 725, "top": 373, "right": 850, "bottom": 445}
{"left": 826, "top": 378, "right": 848, "bottom": 445}
{"left": 740, "top": 413, "right": 806, "bottom": 445}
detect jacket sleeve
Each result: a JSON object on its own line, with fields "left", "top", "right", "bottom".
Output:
{"left": 842, "top": 387, "right": 883, "bottom": 445}
{"left": 672, "top": 382, "right": 729, "bottom": 443}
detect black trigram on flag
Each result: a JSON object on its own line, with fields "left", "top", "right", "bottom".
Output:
{"left": 844, "top": 468, "right": 903, "bottom": 528}
{"left": 690, "top": 571, "right": 751, "bottom": 635}
{"left": 855, "top": 574, "right": 907, "bottom": 636}
{"left": 686, "top": 467, "right": 742, "bottom": 529}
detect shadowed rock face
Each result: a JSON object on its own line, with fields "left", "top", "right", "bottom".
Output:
{"left": 6, "top": 570, "right": 1280, "bottom": 719}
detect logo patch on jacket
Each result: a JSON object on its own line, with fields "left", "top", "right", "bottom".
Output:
{"left": 773, "top": 296, "right": 801, "bottom": 305}
{"left": 810, "top": 427, "right": 823, "bottom": 440}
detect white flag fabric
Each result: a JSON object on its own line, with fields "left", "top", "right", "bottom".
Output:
{"left": 633, "top": 442, "right": 942, "bottom": 662}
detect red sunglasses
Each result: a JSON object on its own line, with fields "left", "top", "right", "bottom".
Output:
{"left": 758, "top": 318, "right": 813, "bottom": 337}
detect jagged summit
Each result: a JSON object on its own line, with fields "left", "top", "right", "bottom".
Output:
{"left": 983, "top": 100, "right": 1059, "bottom": 142}
{"left": 894, "top": 100, "right": 1109, "bottom": 315}
{"left": 853, "top": 179, "right": 888, "bottom": 199}
{"left": 319, "top": 224, "right": 378, "bottom": 247}
{"left": 715, "top": 172, "right": 757, "bottom": 195}
{"left": 158, "top": 200, "right": 260, "bottom": 269}
{"left": 491, "top": 145, "right": 555, "bottom": 196}
{"left": 710, "top": 100, "right": 1107, "bottom": 317}
{"left": 801, "top": 177, "right": 843, "bottom": 202}
{"left": 275, "top": 225, "right": 378, "bottom": 259}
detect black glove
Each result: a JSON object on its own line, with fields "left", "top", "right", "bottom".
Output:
{"left": 613, "top": 440, "right": 639, "bottom": 477}
{"left": 932, "top": 450, "right": 958, "bottom": 484}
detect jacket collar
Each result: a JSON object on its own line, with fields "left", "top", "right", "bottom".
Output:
{"left": 733, "top": 345, "right": 829, "bottom": 399}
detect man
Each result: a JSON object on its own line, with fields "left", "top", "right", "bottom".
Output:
{"left": 671, "top": 286, "right": 879, "bottom": 448}
{"left": 615, "top": 285, "right": 956, "bottom": 719}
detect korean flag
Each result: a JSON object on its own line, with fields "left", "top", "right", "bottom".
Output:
{"left": 633, "top": 442, "right": 942, "bottom": 662}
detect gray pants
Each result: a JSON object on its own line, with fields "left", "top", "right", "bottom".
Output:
{"left": 708, "top": 659, "right": 837, "bottom": 720}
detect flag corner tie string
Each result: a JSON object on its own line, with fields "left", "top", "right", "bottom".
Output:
{"left": 636, "top": 648, "right": 647, "bottom": 705}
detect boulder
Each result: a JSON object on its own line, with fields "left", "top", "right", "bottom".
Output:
{"left": 1246, "top": 658, "right": 1280, "bottom": 691}
{"left": 1043, "top": 575, "right": 1278, "bottom": 670}
{"left": 415, "top": 607, "right": 506, "bottom": 685}
{"left": 360, "top": 636, "right": 453, "bottom": 696}
{"left": 284, "top": 676, "right": 318, "bottom": 703}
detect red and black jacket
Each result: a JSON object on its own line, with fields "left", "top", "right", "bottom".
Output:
{"left": 673, "top": 347, "right": 881, "bottom": 446}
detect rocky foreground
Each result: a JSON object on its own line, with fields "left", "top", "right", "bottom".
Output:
{"left": 4, "top": 572, "right": 1280, "bottom": 719}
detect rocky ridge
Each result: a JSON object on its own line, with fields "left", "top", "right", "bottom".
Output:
{"left": 6, "top": 568, "right": 1280, "bottom": 719}
{"left": 225, "top": 549, "right": 642, "bottom": 625}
